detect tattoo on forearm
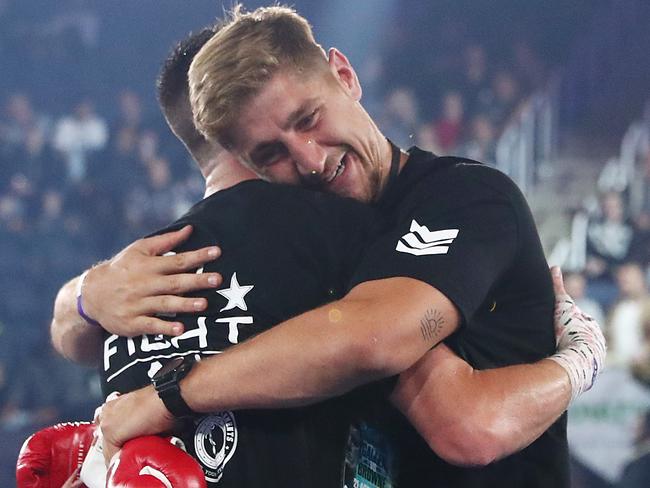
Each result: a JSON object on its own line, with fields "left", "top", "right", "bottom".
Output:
{"left": 420, "top": 309, "right": 444, "bottom": 343}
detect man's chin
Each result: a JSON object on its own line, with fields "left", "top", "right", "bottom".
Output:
{"left": 330, "top": 185, "right": 372, "bottom": 203}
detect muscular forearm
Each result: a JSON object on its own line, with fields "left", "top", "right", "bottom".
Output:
{"left": 391, "top": 346, "right": 570, "bottom": 466}
{"left": 182, "top": 278, "right": 458, "bottom": 412}
{"left": 51, "top": 276, "right": 103, "bottom": 366}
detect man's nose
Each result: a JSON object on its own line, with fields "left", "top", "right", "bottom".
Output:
{"left": 289, "top": 136, "right": 327, "bottom": 177}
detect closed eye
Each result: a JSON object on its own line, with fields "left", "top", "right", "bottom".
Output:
{"left": 251, "top": 143, "right": 288, "bottom": 168}
{"left": 295, "top": 108, "right": 319, "bottom": 131}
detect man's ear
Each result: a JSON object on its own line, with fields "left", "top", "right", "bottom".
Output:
{"left": 327, "top": 47, "right": 362, "bottom": 101}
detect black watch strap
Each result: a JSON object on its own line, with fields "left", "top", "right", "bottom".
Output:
{"left": 152, "top": 357, "right": 196, "bottom": 418}
{"left": 157, "top": 383, "right": 195, "bottom": 418}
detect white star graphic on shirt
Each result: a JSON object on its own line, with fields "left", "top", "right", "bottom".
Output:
{"left": 216, "top": 272, "right": 254, "bottom": 312}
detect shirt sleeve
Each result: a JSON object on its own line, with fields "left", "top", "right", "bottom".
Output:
{"left": 349, "top": 168, "right": 520, "bottom": 326}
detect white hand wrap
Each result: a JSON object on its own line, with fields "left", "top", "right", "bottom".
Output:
{"left": 549, "top": 294, "right": 607, "bottom": 403}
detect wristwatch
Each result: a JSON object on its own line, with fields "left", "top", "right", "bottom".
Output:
{"left": 151, "top": 356, "right": 195, "bottom": 418}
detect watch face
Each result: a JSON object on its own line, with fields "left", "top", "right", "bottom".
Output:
{"left": 153, "top": 356, "right": 185, "bottom": 381}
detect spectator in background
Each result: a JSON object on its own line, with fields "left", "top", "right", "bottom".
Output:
{"left": 563, "top": 271, "right": 606, "bottom": 327}
{"left": 2, "top": 173, "right": 39, "bottom": 230}
{"left": 415, "top": 122, "right": 441, "bottom": 154}
{"left": 0, "top": 93, "right": 51, "bottom": 153}
{"left": 35, "top": 188, "right": 91, "bottom": 282}
{"left": 617, "top": 410, "right": 650, "bottom": 488}
{"left": 0, "top": 191, "right": 27, "bottom": 234}
{"left": 116, "top": 89, "right": 144, "bottom": 131}
{"left": 107, "top": 89, "right": 150, "bottom": 166}
{"left": 628, "top": 152, "right": 650, "bottom": 274}
{"left": 631, "top": 299, "right": 650, "bottom": 387}
{"left": 0, "top": 340, "right": 60, "bottom": 433}
{"left": 52, "top": 98, "right": 108, "bottom": 183}
{"left": 121, "top": 129, "right": 194, "bottom": 239}
{"left": 356, "top": 52, "right": 385, "bottom": 119}
{"left": 109, "top": 122, "right": 139, "bottom": 163}
{"left": 98, "top": 100, "right": 149, "bottom": 204}
{"left": 585, "top": 191, "right": 636, "bottom": 310}
{"left": 107, "top": 89, "right": 145, "bottom": 162}
{"left": 459, "top": 43, "right": 491, "bottom": 117}
{"left": 0, "top": 93, "right": 54, "bottom": 191}
{"left": 379, "top": 86, "right": 420, "bottom": 148}
{"left": 512, "top": 38, "right": 547, "bottom": 92}
{"left": 480, "top": 69, "right": 523, "bottom": 129}
{"left": 0, "top": 94, "right": 63, "bottom": 227}
{"left": 431, "top": 90, "right": 465, "bottom": 154}
{"left": 458, "top": 113, "right": 497, "bottom": 163}
{"left": 607, "top": 262, "right": 649, "bottom": 366}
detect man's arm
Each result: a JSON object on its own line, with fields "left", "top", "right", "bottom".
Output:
{"left": 50, "top": 226, "right": 222, "bottom": 363}
{"left": 98, "top": 275, "right": 460, "bottom": 461}
{"left": 50, "top": 276, "right": 103, "bottom": 365}
{"left": 99, "top": 267, "right": 604, "bottom": 465}
{"left": 391, "top": 345, "right": 570, "bottom": 467}
{"left": 391, "top": 266, "right": 605, "bottom": 466}
{"left": 185, "top": 276, "right": 460, "bottom": 408}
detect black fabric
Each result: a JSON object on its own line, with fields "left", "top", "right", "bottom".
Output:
{"left": 350, "top": 147, "right": 569, "bottom": 487}
{"left": 99, "top": 179, "right": 380, "bottom": 488}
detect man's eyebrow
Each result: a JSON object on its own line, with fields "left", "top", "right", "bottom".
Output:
{"left": 282, "top": 97, "right": 319, "bottom": 131}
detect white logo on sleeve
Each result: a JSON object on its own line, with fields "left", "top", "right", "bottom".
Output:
{"left": 396, "top": 220, "right": 459, "bottom": 256}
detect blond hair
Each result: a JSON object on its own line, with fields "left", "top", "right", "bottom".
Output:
{"left": 189, "top": 5, "right": 327, "bottom": 148}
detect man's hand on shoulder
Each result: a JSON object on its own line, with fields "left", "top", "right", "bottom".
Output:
{"left": 82, "top": 225, "right": 223, "bottom": 337}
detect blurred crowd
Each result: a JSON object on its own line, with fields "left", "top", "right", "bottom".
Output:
{"left": 367, "top": 39, "right": 543, "bottom": 164}
{"left": 0, "top": 87, "right": 205, "bottom": 430}
{"left": 585, "top": 190, "right": 650, "bottom": 373}
{"left": 562, "top": 109, "right": 650, "bottom": 488}
{"left": 1, "top": 0, "right": 649, "bottom": 485}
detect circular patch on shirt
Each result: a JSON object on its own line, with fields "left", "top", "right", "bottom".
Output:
{"left": 194, "top": 412, "right": 238, "bottom": 483}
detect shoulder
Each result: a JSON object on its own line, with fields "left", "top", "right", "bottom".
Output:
{"left": 169, "top": 181, "right": 378, "bottom": 243}
{"left": 250, "top": 182, "right": 380, "bottom": 227}
{"left": 411, "top": 152, "right": 524, "bottom": 204}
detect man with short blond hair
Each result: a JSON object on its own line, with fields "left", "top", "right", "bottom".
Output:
{"left": 191, "top": 6, "right": 327, "bottom": 151}
{"left": 190, "top": 7, "right": 592, "bottom": 486}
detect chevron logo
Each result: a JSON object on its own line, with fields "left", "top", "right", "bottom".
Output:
{"left": 396, "top": 220, "right": 459, "bottom": 256}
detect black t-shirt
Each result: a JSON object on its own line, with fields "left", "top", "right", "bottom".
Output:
{"left": 349, "top": 147, "right": 569, "bottom": 488}
{"left": 99, "top": 180, "right": 380, "bottom": 488}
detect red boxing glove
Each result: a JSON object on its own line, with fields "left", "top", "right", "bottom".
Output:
{"left": 107, "top": 436, "right": 206, "bottom": 488}
{"left": 16, "top": 421, "right": 96, "bottom": 488}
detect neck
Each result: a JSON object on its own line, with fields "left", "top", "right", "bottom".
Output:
{"left": 374, "top": 133, "right": 409, "bottom": 201}
{"left": 202, "top": 155, "right": 258, "bottom": 198}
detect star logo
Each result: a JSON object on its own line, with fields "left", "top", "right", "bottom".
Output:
{"left": 216, "top": 272, "right": 254, "bottom": 312}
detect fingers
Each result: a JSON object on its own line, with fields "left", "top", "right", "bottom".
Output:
{"left": 103, "top": 441, "right": 119, "bottom": 468}
{"left": 130, "top": 229, "right": 221, "bottom": 274}
{"left": 129, "top": 316, "right": 186, "bottom": 337}
{"left": 155, "top": 245, "right": 221, "bottom": 274}
{"left": 62, "top": 466, "right": 82, "bottom": 488}
{"left": 147, "top": 272, "right": 222, "bottom": 295}
{"left": 550, "top": 266, "right": 568, "bottom": 298}
{"left": 142, "top": 295, "right": 208, "bottom": 314}
{"left": 137, "top": 225, "right": 194, "bottom": 256}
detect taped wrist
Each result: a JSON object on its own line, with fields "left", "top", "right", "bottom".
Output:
{"left": 549, "top": 295, "right": 607, "bottom": 403}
